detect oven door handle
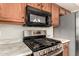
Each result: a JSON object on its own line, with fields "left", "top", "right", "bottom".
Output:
{"left": 51, "top": 49, "right": 63, "bottom": 56}
{"left": 44, "top": 49, "right": 63, "bottom": 56}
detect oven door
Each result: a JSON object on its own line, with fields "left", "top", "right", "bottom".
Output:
{"left": 33, "top": 48, "right": 63, "bottom": 56}
{"left": 46, "top": 49, "right": 63, "bottom": 56}
{"left": 40, "top": 49, "right": 63, "bottom": 56}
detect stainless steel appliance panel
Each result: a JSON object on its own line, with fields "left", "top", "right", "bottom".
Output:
{"left": 53, "top": 13, "right": 76, "bottom": 56}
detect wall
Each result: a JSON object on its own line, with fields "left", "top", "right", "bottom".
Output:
{"left": 0, "top": 24, "right": 53, "bottom": 43}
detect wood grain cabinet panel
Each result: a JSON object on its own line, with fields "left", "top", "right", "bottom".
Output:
{"left": 27, "top": 3, "right": 41, "bottom": 9}
{"left": 65, "top": 11, "right": 71, "bottom": 15}
{"left": 0, "top": 3, "right": 25, "bottom": 23}
{"left": 27, "top": 3, "right": 52, "bottom": 13}
{"left": 41, "top": 3, "right": 52, "bottom": 13}
{"left": 60, "top": 8, "right": 66, "bottom": 16}
{"left": 52, "top": 4, "right": 59, "bottom": 27}
{"left": 60, "top": 7, "right": 71, "bottom": 16}
{"left": 63, "top": 43, "right": 69, "bottom": 56}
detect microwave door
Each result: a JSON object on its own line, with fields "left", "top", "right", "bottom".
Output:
{"left": 29, "top": 14, "right": 46, "bottom": 26}
{"left": 25, "top": 6, "right": 51, "bottom": 27}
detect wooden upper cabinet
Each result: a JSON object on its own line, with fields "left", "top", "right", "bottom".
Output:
{"left": 0, "top": 3, "right": 25, "bottom": 23}
{"left": 27, "top": 3, "right": 41, "bottom": 9}
{"left": 52, "top": 4, "right": 59, "bottom": 27}
{"left": 60, "top": 7, "right": 71, "bottom": 16}
{"left": 60, "top": 8, "right": 66, "bottom": 16}
{"left": 65, "top": 10, "right": 71, "bottom": 15}
{"left": 27, "top": 3, "right": 52, "bottom": 13}
{"left": 41, "top": 3, "right": 52, "bottom": 13}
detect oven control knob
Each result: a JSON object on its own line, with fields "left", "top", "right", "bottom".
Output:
{"left": 57, "top": 44, "right": 59, "bottom": 47}
{"left": 46, "top": 49, "right": 49, "bottom": 53}
{"left": 39, "top": 51, "right": 41, "bottom": 55}
{"left": 53, "top": 46, "right": 56, "bottom": 50}
{"left": 49, "top": 47, "right": 51, "bottom": 50}
{"left": 55, "top": 46, "right": 57, "bottom": 49}
{"left": 42, "top": 51, "right": 44, "bottom": 55}
{"left": 38, "top": 52, "right": 40, "bottom": 56}
{"left": 44, "top": 50, "right": 47, "bottom": 54}
{"left": 56, "top": 46, "right": 58, "bottom": 49}
{"left": 39, "top": 51, "right": 42, "bottom": 56}
{"left": 51, "top": 47, "right": 54, "bottom": 50}
{"left": 49, "top": 48, "right": 51, "bottom": 51}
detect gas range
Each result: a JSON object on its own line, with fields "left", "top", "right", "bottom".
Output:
{"left": 23, "top": 35, "right": 63, "bottom": 56}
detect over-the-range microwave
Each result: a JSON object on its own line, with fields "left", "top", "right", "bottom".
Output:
{"left": 24, "top": 6, "right": 52, "bottom": 27}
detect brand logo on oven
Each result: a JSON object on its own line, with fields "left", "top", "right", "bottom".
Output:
{"left": 33, "top": 18, "right": 40, "bottom": 22}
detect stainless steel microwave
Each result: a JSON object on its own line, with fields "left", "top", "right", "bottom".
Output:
{"left": 24, "top": 6, "right": 52, "bottom": 27}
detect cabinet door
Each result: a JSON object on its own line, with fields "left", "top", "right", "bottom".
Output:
{"left": 0, "top": 3, "right": 25, "bottom": 23}
{"left": 63, "top": 43, "right": 69, "bottom": 56}
{"left": 65, "top": 11, "right": 71, "bottom": 15}
{"left": 52, "top": 4, "right": 59, "bottom": 27}
{"left": 60, "top": 8, "right": 66, "bottom": 16}
{"left": 41, "top": 3, "right": 52, "bottom": 13}
{"left": 27, "top": 3, "right": 41, "bottom": 9}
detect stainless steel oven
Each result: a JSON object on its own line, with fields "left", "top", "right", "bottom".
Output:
{"left": 23, "top": 30, "right": 63, "bottom": 56}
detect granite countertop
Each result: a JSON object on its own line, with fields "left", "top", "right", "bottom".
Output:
{"left": 0, "top": 38, "right": 70, "bottom": 56}
{"left": 0, "top": 42, "right": 32, "bottom": 56}
{"left": 53, "top": 38, "right": 70, "bottom": 43}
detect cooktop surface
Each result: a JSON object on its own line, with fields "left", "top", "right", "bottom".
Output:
{"left": 23, "top": 36, "right": 61, "bottom": 52}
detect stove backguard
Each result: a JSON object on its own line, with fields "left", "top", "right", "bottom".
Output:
{"left": 23, "top": 30, "right": 46, "bottom": 37}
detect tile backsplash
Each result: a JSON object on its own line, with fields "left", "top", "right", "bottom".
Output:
{"left": 0, "top": 24, "right": 53, "bottom": 43}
